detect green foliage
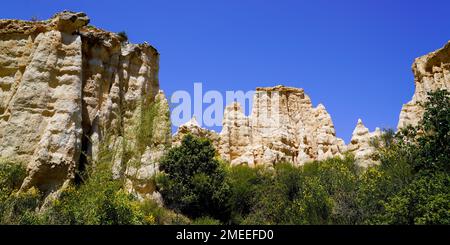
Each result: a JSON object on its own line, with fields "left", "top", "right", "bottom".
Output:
{"left": 0, "top": 160, "right": 43, "bottom": 224}
{"left": 357, "top": 89, "right": 450, "bottom": 224}
{"left": 0, "top": 143, "right": 186, "bottom": 225}
{"left": 136, "top": 101, "right": 160, "bottom": 153}
{"left": 0, "top": 188, "right": 43, "bottom": 225}
{"left": 43, "top": 162, "right": 140, "bottom": 225}
{"left": 380, "top": 173, "right": 450, "bottom": 224}
{"left": 137, "top": 199, "right": 190, "bottom": 225}
{"left": 303, "top": 156, "right": 360, "bottom": 224}
{"left": 227, "top": 165, "right": 269, "bottom": 223}
{"left": 239, "top": 159, "right": 353, "bottom": 225}
{"left": 414, "top": 89, "right": 450, "bottom": 174}
{"left": 156, "top": 134, "right": 231, "bottom": 221}
{"left": 0, "top": 159, "right": 26, "bottom": 194}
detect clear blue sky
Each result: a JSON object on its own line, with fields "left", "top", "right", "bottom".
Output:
{"left": 2, "top": 0, "right": 450, "bottom": 142}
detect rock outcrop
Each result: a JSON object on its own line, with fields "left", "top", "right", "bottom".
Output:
{"left": 218, "top": 86, "right": 346, "bottom": 167}
{"left": 178, "top": 41, "right": 450, "bottom": 168}
{"left": 0, "top": 11, "right": 170, "bottom": 197}
{"left": 2, "top": 11, "right": 449, "bottom": 195}
{"left": 347, "top": 119, "right": 381, "bottom": 167}
{"left": 398, "top": 41, "right": 450, "bottom": 128}
{"left": 172, "top": 116, "right": 220, "bottom": 148}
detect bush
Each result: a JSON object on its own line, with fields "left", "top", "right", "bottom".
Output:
{"left": 227, "top": 165, "right": 269, "bottom": 224}
{"left": 303, "top": 156, "right": 360, "bottom": 224}
{"left": 357, "top": 89, "right": 450, "bottom": 224}
{"left": 414, "top": 89, "right": 450, "bottom": 174}
{"left": 44, "top": 162, "right": 143, "bottom": 225}
{"left": 380, "top": 173, "right": 450, "bottom": 224}
{"left": 0, "top": 160, "right": 42, "bottom": 224}
{"left": 239, "top": 161, "right": 338, "bottom": 225}
{"left": 156, "top": 134, "right": 231, "bottom": 221}
{"left": 0, "top": 188, "right": 43, "bottom": 225}
{"left": 0, "top": 159, "right": 26, "bottom": 194}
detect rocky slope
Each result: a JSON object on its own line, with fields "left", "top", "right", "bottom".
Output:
{"left": 0, "top": 11, "right": 170, "bottom": 198}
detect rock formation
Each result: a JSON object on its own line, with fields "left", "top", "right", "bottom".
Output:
{"left": 0, "top": 11, "right": 170, "bottom": 198}
{"left": 2, "top": 11, "right": 449, "bottom": 196}
{"left": 347, "top": 119, "right": 381, "bottom": 167}
{"left": 218, "top": 86, "right": 346, "bottom": 167}
{"left": 398, "top": 41, "right": 450, "bottom": 128}
{"left": 172, "top": 116, "right": 220, "bottom": 149}
{"left": 175, "top": 41, "right": 450, "bottom": 168}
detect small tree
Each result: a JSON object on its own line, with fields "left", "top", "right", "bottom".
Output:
{"left": 414, "top": 89, "right": 450, "bottom": 174}
{"left": 156, "top": 134, "right": 231, "bottom": 221}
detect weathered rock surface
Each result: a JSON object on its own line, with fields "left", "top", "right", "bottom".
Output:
{"left": 124, "top": 91, "right": 171, "bottom": 201}
{"left": 2, "top": 10, "right": 449, "bottom": 195}
{"left": 398, "top": 41, "right": 450, "bottom": 128}
{"left": 0, "top": 11, "right": 169, "bottom": 197}
{"left": 172, "top": 116, "right": 220, "bottom": 148}
{"left": 190, "top": 41, "right": 450, "bottom": 168}
{"left": 218, "top": 85, "right": 346, "bottom": 167}
{"left": 347, "top": 119, "right": 381, "bottom": 167}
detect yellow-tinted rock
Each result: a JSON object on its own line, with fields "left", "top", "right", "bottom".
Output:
{"left": 0, "top": 12, "right": 168, "bottom": 198}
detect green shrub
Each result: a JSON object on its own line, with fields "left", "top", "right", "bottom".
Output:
{"left": 357, "top": 89, "right": 450, "bottom": 224}
{"left": 44, "top": 162, "right": 143, "bottom": 225}
{"left": 380, "top": 173, "right": 450, "bottom": 224}
{"left": 0, "top": 188, "right": 43, "bottom": 225}
{"left": 157, "top": 134, "right": 231, "bottom": 221}
{"left": 414, "top": 89, "right": 450, "bottom": 174}
{"left": 0, "top": 160, "right": 42, "bottom": 225}
{"left": 227, "top": 165, "right": 269, "bottom": 224}
{"left": 0, "top": 159, "right": 27, "bottom": 194}
{"left": 302, "top": 156, "right": 360, "bottom": 224}
{"left": 239, "top": 163, "right": 333, "bottom": 224}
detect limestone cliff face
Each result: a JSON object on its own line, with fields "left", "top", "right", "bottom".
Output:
{"left": 218, "top": 86, "right": 346, "bottom": 167}
{"left": 398, "top": 41, "right": 450, "bottom": 128}
{"left": 0, "top": 11, "right": 170, "bottom": 197}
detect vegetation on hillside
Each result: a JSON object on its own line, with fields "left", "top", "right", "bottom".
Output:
{"left": 0, "top": 90, "right": 448, "bottom": 225}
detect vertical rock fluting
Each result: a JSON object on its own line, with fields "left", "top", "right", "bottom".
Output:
{"left": 398, "top": 41, "right": 450, "bottom": 128}
{"left": 218, "top": 86, "right": 346, "bottom": 167}
{"left": 0, "top": 11, "right": 170, "bottom": 197}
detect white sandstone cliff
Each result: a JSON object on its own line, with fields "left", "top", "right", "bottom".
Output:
{"left": 0, "top": 11, "right": 170, "bottom": 199}
{"left": 218, "top": 86, "right": 346, "bottom": 167}
{"left": 398, "top": 41, "right": 450, "bottom": 128}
